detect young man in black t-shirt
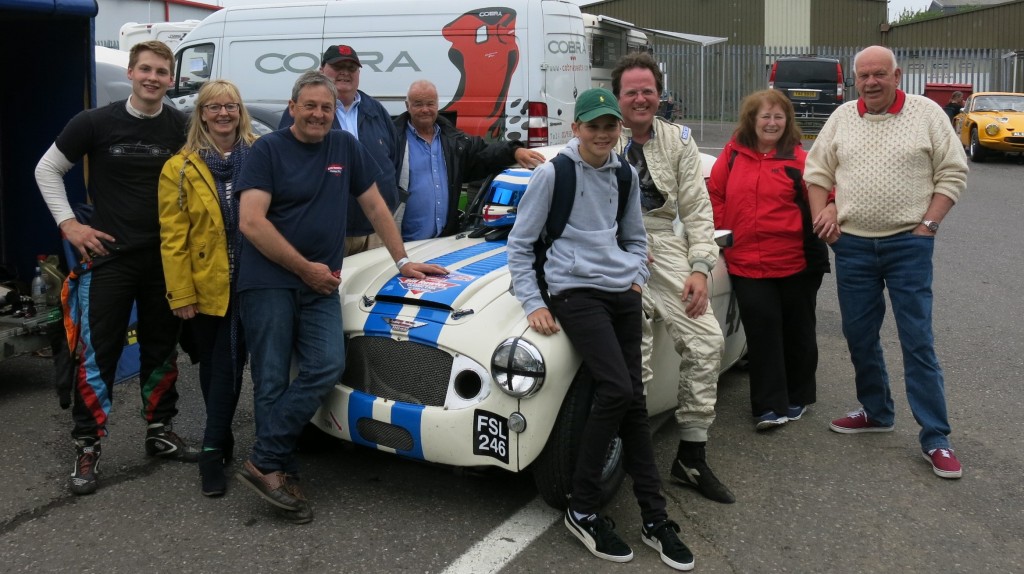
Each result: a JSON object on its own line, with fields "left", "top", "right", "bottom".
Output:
{"left": 35, "top": 40, "right": 196, "bottom": 496}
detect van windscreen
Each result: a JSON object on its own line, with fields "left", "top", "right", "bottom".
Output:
{"left": 776, "top": 61, "right": 837, "bottom": 84}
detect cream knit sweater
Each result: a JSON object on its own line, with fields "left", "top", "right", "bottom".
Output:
{"left": 804, "top": 93, "right": 968, "bottom": 237}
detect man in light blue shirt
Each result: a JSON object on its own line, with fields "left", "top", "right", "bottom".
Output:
{"left": 394, "top": 80, "right": 545, "bottom": 241}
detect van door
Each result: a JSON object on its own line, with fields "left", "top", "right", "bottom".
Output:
{"left": 535, "top": 0, "right": 588, "bottom": 146}
{"left": 222, "top": 4, "right": 327, "bottom": 102}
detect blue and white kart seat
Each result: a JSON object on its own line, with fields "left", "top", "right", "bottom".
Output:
{"left": 481, "top": 167, "right": 532, "bottom": 228}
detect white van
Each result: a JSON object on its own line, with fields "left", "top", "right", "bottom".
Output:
{"left": 583, "top": 14, "right": 651, "bottom": 90}
{"left": 119, "top": 20, "right": 201, "bottom": 52}
{"left": 169, "top": 0, "right": 590, "bottom": 146}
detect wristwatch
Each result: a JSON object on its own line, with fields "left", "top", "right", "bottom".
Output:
{"left": 921, "top": 220, "right": 940, "bottom": 233}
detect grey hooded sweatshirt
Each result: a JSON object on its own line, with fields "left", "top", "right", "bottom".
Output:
{"left": 507, "top": 138, "right": 650, "bottom": 318}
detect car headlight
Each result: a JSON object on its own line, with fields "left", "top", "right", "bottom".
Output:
{"left": 491, "top": 337, "right": 545, "bottom": 398}
{"left": 985, "top": 123, "right": 1000, "bottom": 136}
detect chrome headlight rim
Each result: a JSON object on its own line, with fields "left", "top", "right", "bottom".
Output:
{"left": 491, "top": 337, "right": 546, "bottom": 398}
{"left": 985, "top": 123, "right": 1000, "bottom": 136}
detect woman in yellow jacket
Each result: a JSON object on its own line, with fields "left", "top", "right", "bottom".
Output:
{"left": 158, "top": 80, "right": 257, "bottom": 497}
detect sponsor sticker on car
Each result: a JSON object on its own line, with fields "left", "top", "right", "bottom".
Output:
{"left": 473, "top": 409, "right": 509, "bottom": 464}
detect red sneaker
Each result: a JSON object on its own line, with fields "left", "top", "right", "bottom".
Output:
{"left": 923, "top": 448, "right": 963, "bottom": 479}
{"left": 829, "top": 409, "right": 894, "bottom": 433}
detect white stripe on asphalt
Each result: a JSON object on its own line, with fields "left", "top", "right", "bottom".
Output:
{"left": 441, "top": 496, "right": 561, "bottom": 574}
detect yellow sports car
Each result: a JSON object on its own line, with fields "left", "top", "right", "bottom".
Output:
{"left": 953, "top": 91, "right": 1024, "bottom": 162}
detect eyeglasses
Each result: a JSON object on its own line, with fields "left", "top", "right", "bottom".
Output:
{"left": 203, "top": 103, "right": 240, "bottom": 113}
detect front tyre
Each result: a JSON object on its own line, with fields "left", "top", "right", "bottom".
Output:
{"left": 969, "top": 127, "right": 988, "bottom": 163}
{"left": 531, "top": 368, "right": 626, "bottom": 510}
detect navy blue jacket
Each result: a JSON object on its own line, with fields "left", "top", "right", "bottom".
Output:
{"left": 279, "top": 91, "right": 399, "bottom": 236}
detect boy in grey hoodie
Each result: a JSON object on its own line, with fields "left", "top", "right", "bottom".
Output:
{"left": 507, "top": 88, "right": 695, "bottom": 571}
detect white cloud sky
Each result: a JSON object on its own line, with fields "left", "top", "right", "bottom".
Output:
{"left": 568, "top": 0, "right": 934, "bottom": 22}
{"left": 212, "top": 0, "right": 935, "bottom": 22}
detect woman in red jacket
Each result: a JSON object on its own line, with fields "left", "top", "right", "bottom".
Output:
{"left": 707, "top": 89, "right": 829, "bottom": 431}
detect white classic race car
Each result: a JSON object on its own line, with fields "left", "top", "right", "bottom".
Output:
{"left": 310, "top": 148, "right": 747, "bottom": 508}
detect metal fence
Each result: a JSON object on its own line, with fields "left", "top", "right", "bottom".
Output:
{"left": 656, "top": 44, "right": 1017, "bottom": 123}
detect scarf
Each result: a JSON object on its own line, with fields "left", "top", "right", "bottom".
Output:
{"left": 199, "top": 141, "right": 251, "bottom": 394}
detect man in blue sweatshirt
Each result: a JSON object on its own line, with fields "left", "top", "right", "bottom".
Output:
{"left": 507, "top": 88, "right": 695, "bottom": 572}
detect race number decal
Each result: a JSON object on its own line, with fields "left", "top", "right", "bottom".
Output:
{"left": 473, "top": 410, "right": 509, "bottom": 464}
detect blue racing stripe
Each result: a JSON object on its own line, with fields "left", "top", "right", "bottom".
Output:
{"left": 427, "top": 241, "right": 504, "bottom": 267}
{"left": 458, "top": 250, "right": 508, "bottom": 277}
{"left": 347, "top": 390, "right": 377, "bottom": 449}
{"left": 346, "top": 390, "right": 426, "bottom": 459}
{"left": 390, "top": 402, "right": 425, "bottom": 460}
{"left": 367, "top": 241, "right": 508, "bottom": 346}
{"left": 363, "top": 301, "right": 406, "bottom": 337}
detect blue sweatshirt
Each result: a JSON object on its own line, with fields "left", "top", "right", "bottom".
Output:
{"left": 507, "top": 139, "right": 649, "bottom": 317}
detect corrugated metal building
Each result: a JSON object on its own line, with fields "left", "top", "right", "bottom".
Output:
{"left": 581, "top": 0, "right": 887, "bottom": 47}
{"left": 883, "top": 0, "right": 1024, "bottom": 49}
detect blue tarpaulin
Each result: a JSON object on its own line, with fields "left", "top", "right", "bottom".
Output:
{"left": 0, "top": 0, "right": 97, "bottom": 16}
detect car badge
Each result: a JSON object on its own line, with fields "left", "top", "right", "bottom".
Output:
{"left": 382, "top": 317, "right": 427, "bottom": 333}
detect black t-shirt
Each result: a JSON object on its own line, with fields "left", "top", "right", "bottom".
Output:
{"left": 625, "top": 141, "right": 665, "bottom": 213}
{"left": 55, "top": 101, "right": 187, "bottom": 250}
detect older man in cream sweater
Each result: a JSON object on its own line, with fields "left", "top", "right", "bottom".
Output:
{"left": 805, "top": 45, "right": 968, "bottom": 480}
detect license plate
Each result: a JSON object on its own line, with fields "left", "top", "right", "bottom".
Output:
{"left": 1014, "top": 132, "right": 1024, "bottom": 137}
{"left": 791, "top": 90, "right": 818, "bottom": 98}
{"left": 473, "top": 410, "right": 509, "bottom": 463}
{"left": 802, "top": 133, "right": 818, "bottom": 140}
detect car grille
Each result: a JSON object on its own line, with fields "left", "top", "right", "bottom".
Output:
{"left": 343, "top": 336, "right": 453, "bottom": 406}
{"left": 356, "top": 418, "right": 414, "bottom": 451}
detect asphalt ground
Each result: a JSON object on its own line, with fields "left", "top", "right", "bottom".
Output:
{"left": 1, "top": 121, "right": 1022, "bottom": 574}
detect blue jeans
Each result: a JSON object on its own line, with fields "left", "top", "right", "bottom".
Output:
{"left": 831, "top": 233, "right": 951, "bottom": 451}
{"left": 239, "top": 288, "right": 345, "bottom": 474}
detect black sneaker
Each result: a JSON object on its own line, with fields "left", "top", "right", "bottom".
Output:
{"left": 145, "top": 424, "right": 199, "bottom": 462}
{"left": 70, "top": 440, "right": 100, "bottom": 496}
{"left": 564, "top": 508, "right": 633, "bottom": 563}
{"left": 641, "top": 519, "right": 694, "bottom": 571}
{"left": 670, "top": 458, "right": 736, "bottom": 504}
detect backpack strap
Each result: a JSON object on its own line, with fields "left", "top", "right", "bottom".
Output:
{"left": 533, "top": 153, "right": 633, "bottom": 300}
{"left": 614, "top": 154, "right": 632, "bottom": 225}
{"left": 546, "top": 154, "right": 577, "bottom": 243}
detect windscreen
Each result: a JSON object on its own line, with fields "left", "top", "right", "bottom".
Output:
{"left": 776, "top": 61, "right": 837, "bottom": 84}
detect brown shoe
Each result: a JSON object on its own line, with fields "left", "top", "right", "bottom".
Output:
{"left": 275, "top": 476, "right": 314, "bottom": 524}
{"left": 235, "top": 460, "right": 301, "bottom": 511}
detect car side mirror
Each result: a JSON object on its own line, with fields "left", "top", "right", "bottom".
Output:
{"left": 714, "top": 230, "right": 734, "bottom": 248}
{"left": 844, "top": 77, "right": 854, "bottom": 87}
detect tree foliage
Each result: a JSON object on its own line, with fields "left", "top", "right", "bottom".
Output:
{"left": 891, "top": 5, "right": 986, "bottom": 25}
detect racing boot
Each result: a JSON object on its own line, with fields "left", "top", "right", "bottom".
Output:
{"left": 145, "top": 422, "right": 200, "bottom": 462}
{"left": 670, "top": 440, "right": 736, "bottom": 504}
{"left": 70, "top": 438, "right": 101, "bottom": 495}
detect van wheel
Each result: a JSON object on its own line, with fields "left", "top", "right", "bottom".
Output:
{"left": 531, "top": 368, "right": 626, "bottom": 510}
{"left": 969, "top": 127, "right": 988, "bottom": 163}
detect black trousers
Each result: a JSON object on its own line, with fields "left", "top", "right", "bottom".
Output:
{"left": 191, "top": 304, "right": 246, "bottom": 451}
{"left": 730, "top": 272, "right": 824, "bottom": 417}
{"left": 549, "top": 288, "right": 667, "bottom": 523}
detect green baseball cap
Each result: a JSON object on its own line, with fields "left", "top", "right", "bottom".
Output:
{"left": 574, "top": 87, "right": 622, "bottom": 122}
